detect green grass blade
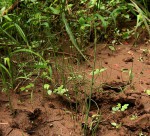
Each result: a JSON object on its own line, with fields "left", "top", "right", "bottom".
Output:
{"left": 62, "top": 12, "right": 89, "bottom": 62}
{"left": 0, "top": 63, "right": 12, "bottom": 78}
{"left": 0, "top": 26, "right": 19, "bottom": 45}
{"left": 11, "top": 49, "right": 45, "bottom": 62}
{"left": 14, "top": 23, "right": 29, "bottom": 47}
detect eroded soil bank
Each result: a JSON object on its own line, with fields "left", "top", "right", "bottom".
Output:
{"left": 0, "top": 43, "right": 150, "bottom": 136}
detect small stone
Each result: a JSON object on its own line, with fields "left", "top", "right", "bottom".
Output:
{"left": 49, "top": 124, "right": 53, "bottom": 127}
{"left": 123, "top": 57, "right": 134, "bottom": 63}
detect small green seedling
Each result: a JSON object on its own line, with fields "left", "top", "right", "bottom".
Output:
{"left": 139, "top": 131, "right": 147, "bottom": 136}
{"left": 89, "top": 114, "right": 101, "bottom": 130}
{"left": 90, "top": 68, "right": 107, "bottom": 75}
{"left": 145, "top": 90, "right": 150, "bottom": 96}
{"left": 43, "top": 84, "right": 68, "bottom": 96}
{"left": 140, "top": 48, "right": 150, "bottom": 55}
{"left": 112, "top": 103, "right": 129, "bottom": 113}
{"left": 138, "top": 57, "right": 144, "bottom": 62}
{"left": 68, "top": 74, "right": 83, "bottom": 81}
{"left": 109, "top": 45, "right": 116, "bottom": 51}
{"left": 111, "top": 122, "right": 121, "bottom": 129}
{"left": 53, "top": 85, "right": 68, "bottom": 96}
{"left": 130, "top": 114, "right": 138, "bottom": 120}
{"left": 44, "top": 84, "right": 52, "bottom": 95}
{"left": 41, "top": 71, "right": 52, "bottom": 81}
{"left": 20, "top": 83, "right": 34, "bottom": 92}
{"left": 20, "top": 83, "right": 34, "bottom": 102}
{"left": 121, "top": 68, "right": 134, "bottom": 84}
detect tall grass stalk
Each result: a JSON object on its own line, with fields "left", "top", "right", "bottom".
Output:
{"left": 84, "top": 24, "right": 97, "bottom": 135}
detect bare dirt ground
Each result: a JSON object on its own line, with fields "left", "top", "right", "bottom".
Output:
{"left": 0, "top": 43, "right": 150, "bottom": 136}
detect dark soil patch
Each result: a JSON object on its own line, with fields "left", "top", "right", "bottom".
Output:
{"left": 0, "top": 92, "right": 82, "bottom": 136}
{"left": 0, "top": 43, "right": 150, "bottom": 136}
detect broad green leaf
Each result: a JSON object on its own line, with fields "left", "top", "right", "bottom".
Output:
{"left": 78, "top": 17, "right": 85, "bottom": 25}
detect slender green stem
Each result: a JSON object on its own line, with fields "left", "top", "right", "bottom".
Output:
{"left": 84, "top": 24, "right": 97, "bottom": 135}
